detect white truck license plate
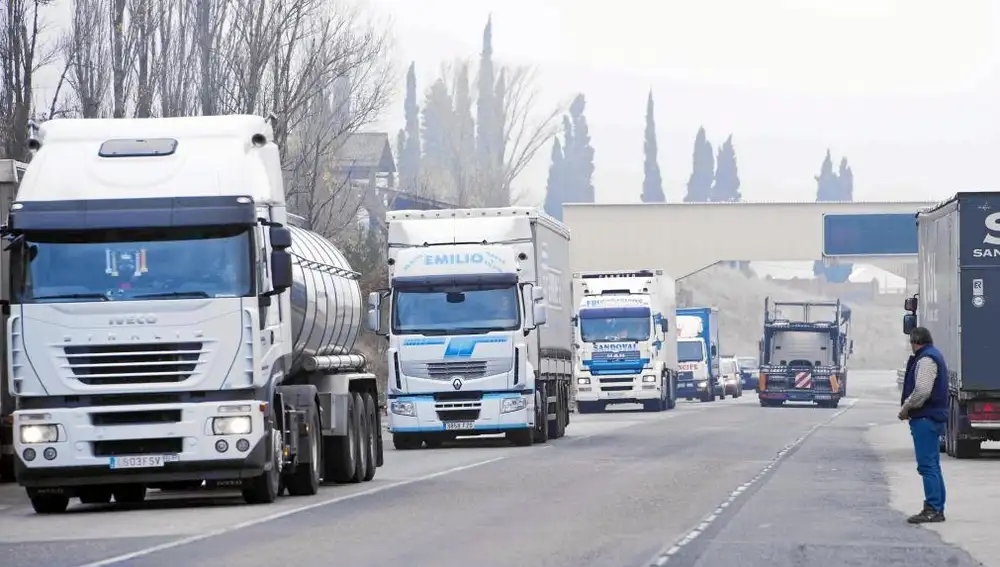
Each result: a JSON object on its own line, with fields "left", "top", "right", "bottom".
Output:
{"left": 608, "top": 391, "right": 627, "bottom": 398}
{"left": 444, "top": 421, "right": 475, "bottom": 431}
{"left": 109, "top": 455, "right": 165, "bottom": 469}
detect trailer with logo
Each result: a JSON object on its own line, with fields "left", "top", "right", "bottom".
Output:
{"left": 367, "top": 207, "right": 573, "bottom": 448}
{"left": 571, "top": 270, "right": 677, "bottom": 413}
{"left": 903, "top": 192, "right": 1000, "bottom": 458}
{"left": 758, "top": 298, "right": 851, "bottom": 408}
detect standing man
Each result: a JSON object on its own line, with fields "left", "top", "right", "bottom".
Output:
{"left": 898, "top": 326, "right": 948, "bottom": 524}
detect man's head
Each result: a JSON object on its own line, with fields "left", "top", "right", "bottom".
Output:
{"left": 909, "top": 326, "right": 933, "bottom": 353}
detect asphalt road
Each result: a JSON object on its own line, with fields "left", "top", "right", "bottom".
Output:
{"left": 0, "top": 371, "right": 982, "bottom": 567}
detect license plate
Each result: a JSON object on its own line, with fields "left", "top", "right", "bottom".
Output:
{"left": 109, "top": 455, "right": 165, "bottom": 469}
{"left": 814, "top": 395, "right": 832, "bottom": 400}
{"left": 608, "top": 391, "right": 628, "bottom": 398}
{"left": 444, "top": 421, "right": 475, "bottom": 431}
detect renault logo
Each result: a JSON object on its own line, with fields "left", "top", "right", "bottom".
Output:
{"left": 452, "top": 378, "right": 463, "bottom": 390}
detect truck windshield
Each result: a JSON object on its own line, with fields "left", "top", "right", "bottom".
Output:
{"left": 580, "top": 316, "right": 649, "bottom": 342}
{"left": 738, "top": 357, "right": 758, "bottom": 370}
{"left": 678, "top": 340, "right": 705, "bottom": 362}
{"left": 392, "top": 284, "right": 519, "bottom": 334}
{"left": 13, "top": 226, "right": 253, "bottom": 303}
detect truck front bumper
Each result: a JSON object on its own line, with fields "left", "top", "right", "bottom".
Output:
{"left": 759, "top": 390, "right": 840, "bottom": 402}
{"left": 387, "top": 391, "right": 532, "bottom": 434}
{"left": 13, "top": 401, "right": 268, "bottom": 488}
{"left": 575, "top": 375, "right": 660, "bottom": 403}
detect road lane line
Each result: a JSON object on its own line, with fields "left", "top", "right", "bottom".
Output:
{"left": 644, "top": 399, "right": 857, "bottom": 566}
{"left": 71, "top": 456, "right": 507, "bottom": 567}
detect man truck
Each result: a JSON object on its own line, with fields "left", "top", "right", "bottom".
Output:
{"left": 758, "top": 298, "right": 851, "bottom": 408}
{"left": 675, "top": 307, "right": 722, "bottom": 402}
{"left": 8, "top": 115, "right": 382, "bottom": 514}
{"left": 571, "top": 269, "right": 677, "bottom": 413}
{"left": 903, "top": 192, "right": 1000, "bottom": 459}
{"left": 366, "top": 207, "right": 572, "bottom": 448}
{"left": 0, "top": 159, "right": 26, "bottom": 482}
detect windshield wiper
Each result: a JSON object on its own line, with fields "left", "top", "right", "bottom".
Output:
{"left": 133, "top": 291, "right": 211, "bottom": 299}
{"left": 32, "top": 293, "right": 109, "bottom": 301}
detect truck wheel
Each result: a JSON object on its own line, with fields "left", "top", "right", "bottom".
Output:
{"left": 78, "top": 486, "right": 113, "bottom": 504}
{"left": 113, "top": 484, "right": 147, "bottom": 505}
{"left": 533, "top": 383, "right": 549, "bottom": 444}
{"left": 701, "top": 390, "right": 713, "bottom": 403}
{"left": 285, "top": 407, "right": 321, "bottom": 496}
{"left": 27, "top": 489, "right": 69, "bottom": 514}
{"left": 243, "top": 425, "right": 282, "bottom": 504}
{"left": 350, "top": 392, "right": 367, "bottom": 483}
{"left": 361, "top": 393, "right": 378, "bottom": 481}
{"left": 506, "top": 428, "right": 533, "bottom": 446}
{"left": 324, "top": 393, "right": 360, "bottom": 482}
{"left": 548, "top": 383, "right": 567, "bottom": 439}
{"left": 666, "top": 381, "right": 676, "bottom": 410}
{"left": 423, "top": 437, "right": 444, "bottom": 448}
{"left": 392, "top": 433, "right": 422, "bottom": 450}
{"left": 577, "top": 401, "right": 597, "bottom": 414}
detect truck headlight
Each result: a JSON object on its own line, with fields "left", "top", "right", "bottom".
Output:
{"left": 577, "top": 377, "right": 591, "bottom": 385}
{"left": 390, "top": 401, "right": 415, "bottom": 417}
{"left": 20, "top": 424, "right": 58, "bottom": 444}
{"left": 501, "top": 397, "right": 527, "bottom": 414}
{"left": 698, "top": 381, "right": 707, "bottom": 388}
{"left": 212, "top": 416, "right": 252, "bottom": 436}
{"left": 642, "top": 375, "right": 657, "bottom": 383}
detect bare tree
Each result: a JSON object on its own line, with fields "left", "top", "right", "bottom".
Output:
{"left": 64, "top": 0, "right": 110, "bottom": 118}
{"left": 1, "top": 0, "right": 60, "bottom": 160}
{"left": 155, "top": 0, "right": 197, "bottom": 116}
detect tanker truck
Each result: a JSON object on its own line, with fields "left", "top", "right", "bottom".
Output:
{"left": 7, "top": 115, "right": 382, "bottom": 514}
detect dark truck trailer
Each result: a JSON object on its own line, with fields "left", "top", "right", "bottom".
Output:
{"left": 903, "top": 192, "right": 1000, "bottom": 459}
{"left": 0, "top": 160, "right": 25, "bottom": 482}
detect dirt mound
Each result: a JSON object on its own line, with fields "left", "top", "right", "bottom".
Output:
{"left": 677, "top": 265, "right": 905, "bottom": 370}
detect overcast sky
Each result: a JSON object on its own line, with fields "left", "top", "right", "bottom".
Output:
{"left": 33, "top": 0, "right": 1000, "bottom": 207}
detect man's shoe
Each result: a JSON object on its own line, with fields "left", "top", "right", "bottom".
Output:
{"left": 907, "top": 508, "right": 945, "bottom": 524}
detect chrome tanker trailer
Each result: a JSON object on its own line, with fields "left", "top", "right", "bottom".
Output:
{"left": 8, "top": 115, "right": 383, "bottom": 513}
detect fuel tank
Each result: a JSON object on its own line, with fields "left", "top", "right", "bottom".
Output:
{"left": 286, "top": 225, "right": 364, "bottom": 374}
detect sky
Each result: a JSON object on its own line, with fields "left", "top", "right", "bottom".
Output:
{"left": 32, "top": 0, "right": 1000, "bottom": 208}
{"left": 367, "top": 0, "right": 1000, "bottom": 206}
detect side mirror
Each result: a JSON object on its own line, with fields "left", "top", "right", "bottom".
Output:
{"left": 659, "top": 319, "right": 668, "bottom": 333}
{"left": 904, "top": 296, "right": 918, "bottom": 312}
{"left": 903, "top": 314, "right": 917, "bottom": 335}
{"left": 570, "top": 315, "right": 578, "bottom": 326}
{"left": 269, "top": 226, "right": 292, "bottom": 250}
{"left": 849, "top": 339, "right": 854, "bottom": 354}
{"left": 367, "top": 291, "right": 381, "bottom": 310}
{"left": 531, "top": 286, "right": 544, "bottom": 302}
{"left": 270, "top": 250, "right": 293, "bottom": 292}
{"left": 521, "top": 284, "right": 537, "bottom": 330}
{"left": 710, "top": 344, "right": 717, "bottom": 357}
{"left": 532, "top": 302, "right": 548, "bottom": 326}
{"left": 367, "top": 308, "right": 384, "bottom": 335}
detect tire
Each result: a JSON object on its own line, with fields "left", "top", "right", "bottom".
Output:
{"left": 78, "top": 486, "right": 113, "bottom": 504}
{"left": 113, "top": 483, "right": 147, "bottom": 504}
{"left": 361, "top": 393, "right": 378, "bottom": 481}
{"left": 548, "top": 383, "right": 567, "bottom": 438}
{"left": 349, "top": 392, "right": 367, "bottom": 483}
{"left": 423, "top": 437, "right": 444, "bottom": 448}
{"left": 28, "top": 490, "right": 69, "bottom": 514}
{"left": 506, "top": 428, "right": 533, "bottom": 446}
{"left": 242, "top": 423, "right": 281, "bottom": 504}
{"left": 577, "top": 401, "right": 598, "bottom": 414}
{"left": 533, "top": 383, "right": 549, "bottom": 444}
{"left": 285, "top": 407, "right": 321, "bottom": 496}
{"left": 324, "top": 393, "right": 360, "bottom": 482}
{"left": 392, "top": 433, "right": 422, "bottom": 450}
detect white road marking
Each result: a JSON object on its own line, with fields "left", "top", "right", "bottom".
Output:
{"left": 70, "top": 456, "right": 506, "bottom": 567}
{"left": 644, "top": 399, "right": 857, "bottom": 566}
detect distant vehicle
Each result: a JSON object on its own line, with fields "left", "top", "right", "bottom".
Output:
{"left": 737, "top": 356, "right": 760, "bottom": 390}
{"left": 675, "top": 307, "right": 723, "bottom": 402}
{"left": 720, "top": 357, "right": 743, "bottom": 398}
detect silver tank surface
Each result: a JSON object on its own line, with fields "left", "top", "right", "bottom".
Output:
{"left": 286, "top": 225, "right": 364, "bottom": 373}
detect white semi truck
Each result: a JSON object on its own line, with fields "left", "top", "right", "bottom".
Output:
{"left": 366, "top": 208, "right": 572, "bottom": 447}
{"left": 8, "top": 116, "right": 382, "bottom": 514}
{"left": 571, "top": 270, "right": 677, "bottom": 413}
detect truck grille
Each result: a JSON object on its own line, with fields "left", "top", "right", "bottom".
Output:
{"left": 591, "top": 351, "right": 640, "bottom": 362}
{"left": 402, "top": 359, "right": 511, "bottom": 380}
{"left": 64, "top": 342, "right": 204, "bottom": 385}
{"left": 435, "top": 399, "right": 482, "bottom": 421}
{"left": 92, "top": 437, "right": 183, "bottom": 457}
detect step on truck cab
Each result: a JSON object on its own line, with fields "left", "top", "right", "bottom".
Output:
{"left": 758, "top": 298, "right": 851, "bottom": 408}
{"left": 9, "top": 116, "right": 382, "bottom": 514}
{"left": 571, "top": 269, "right": 678, "bottom": 413}
{"left": 367, "top": 207, "right": 573, "bottom": 448}
{"left": 675, "top": 307, "right": 722, "bottom": 402}
{"left": 903, "top": 192, "right": 1000, "bottom": 459}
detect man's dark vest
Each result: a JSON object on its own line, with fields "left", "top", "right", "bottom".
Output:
{"left": 901, "top": 344, "right": 949, "bottom": 421}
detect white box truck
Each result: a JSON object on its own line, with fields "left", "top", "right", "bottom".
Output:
{"left": 366, "top": 207, "right": 573, "bottom": 447}
{"left": 571, "top": 270, "right": 677, "bottom": 413}
{"left": 8, "top": 116, "right": 382, "bottom": 514}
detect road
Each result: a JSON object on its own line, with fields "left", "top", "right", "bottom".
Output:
{"left": 0, "top": 371, "right": 984, "bottom": 567}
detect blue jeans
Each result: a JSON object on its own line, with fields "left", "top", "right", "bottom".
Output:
{"left": 909, "top": 417, "right": 946, "bottom": 513}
